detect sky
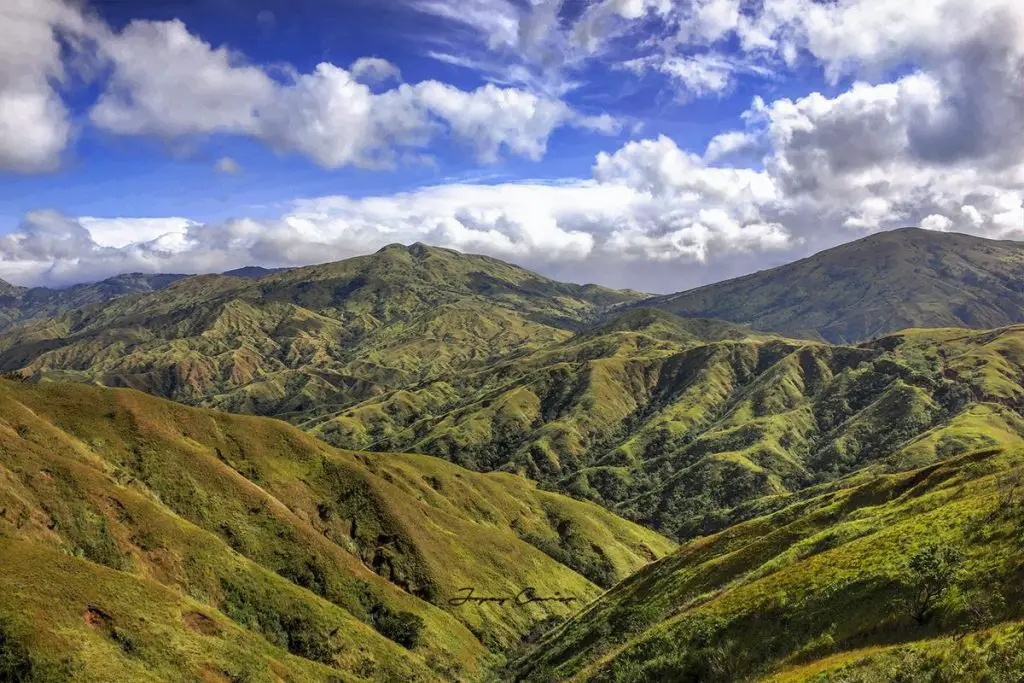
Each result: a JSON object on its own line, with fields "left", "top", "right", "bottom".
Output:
{"left": 0, "top": 0, "right": 1022, "bottom": 292}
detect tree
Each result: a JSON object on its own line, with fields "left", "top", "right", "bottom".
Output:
{"left": 905, "top": 543, "right": 963, "bottom": 624}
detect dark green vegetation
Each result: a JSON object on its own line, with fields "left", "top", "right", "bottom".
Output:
{"left": 643, "top": 228, "right": 1024, "bottom": 342}
{"left": 0, "top": 379, "right": 672, "bottom": 681}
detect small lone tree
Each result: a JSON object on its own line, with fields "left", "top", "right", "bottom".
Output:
{"left": 905, "top": 542, "right": 963, "bottom": 624}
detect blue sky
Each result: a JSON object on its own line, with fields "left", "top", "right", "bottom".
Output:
{"left": 0, "top": 0, "right": 1022, "bottom": 289}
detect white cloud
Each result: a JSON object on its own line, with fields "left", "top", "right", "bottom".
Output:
{"left": 3, "top": 0, "right": 1024, "bottom": 293}
{"left": 214, "top": 157, "right": 242, "bottom": 175}
{"left": 350, "top": 57, "right": 402, "bottom": 84}
{"left": 85, "top": 18, "right": 612, "bottom": 169}
{"left": 0, "top": 0, "right": 100, "bottom": 172}
{"left": 254, "top": 64, "right": 432, "bottom": 169}
{"left": 79, "top": 216, "right": 198, "bottom": 249}
{"left": 703, "top": 130, "right": 759, "bottom": 162}
{"left": 572, "top": 0, "right": 672, "bottom": 54}
{"left": 0, "top": 136, "right": 796, "bottom": 290}
{"left": 91, "top": 19, "right": 275, "bottom": 137}
{"left": 414, "top": 82, "right": 576, "bottom": 162}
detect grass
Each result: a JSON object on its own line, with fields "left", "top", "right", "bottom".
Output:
{"left": 514, "top": 443, "right": 1024, "bottom": 681}
{"left": 0, "top": 377, "right": 673, "bottom": 679}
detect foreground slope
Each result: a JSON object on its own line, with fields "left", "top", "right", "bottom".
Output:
{"left": 0, "top": 244, "right": 644, "bottom": 417}
{"left": 644, "top": 228, "right": 1024, "bottom": 343}
{"left": 517, "top": 439, "right": 1024, "bottom": 681}
{"left": 0, "top": 379, "right": 671, "bottom": 680}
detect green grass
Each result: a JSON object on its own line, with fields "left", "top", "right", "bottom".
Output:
{"left": 0, "top": 377, "right": 673, "bottom": 679}
{"left": 514, "top": 443, "right": 1024, "bottom": 681}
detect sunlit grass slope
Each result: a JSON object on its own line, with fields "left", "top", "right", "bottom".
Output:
{"left": 517, "top": 439, "right": 1024, "bottom": 681}
{"left": 0, "top": 378, "right": 672, "bottom": 680}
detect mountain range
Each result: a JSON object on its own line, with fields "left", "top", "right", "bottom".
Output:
{"left": 2, "top": 227, "right": 1024, "bottom": 681}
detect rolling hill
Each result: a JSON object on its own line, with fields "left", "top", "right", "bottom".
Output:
{"left": 308, "top": 316, "right": 1024, "bottom": 539}
{"left": 0, "top": 378, "right": 672, "bottom": 681}
{"left": 0, "top": 244, "right": 645, "bottom": 418}
{"left": 644, "top": 228, "right": 1024, "bottom": 343}
{"left": 3, "top": 234, "right": 1024, "bottom": 680}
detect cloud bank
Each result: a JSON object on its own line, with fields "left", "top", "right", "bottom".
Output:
{"left": 0, "top": 0, "right": 1022, "bottom": 291}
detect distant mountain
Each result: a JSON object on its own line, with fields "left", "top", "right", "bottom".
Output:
{"left": 222, "top": 265, "right": 289, "bottom": 279}
{"left": 0, "top": 272, "right": 189, "bottom": 332}
{"left": 644, "top": 228, "right": 1024, "bottom": 342}
{"left": 0, "top": 378, "right": 671, "bottom": 680}
{"left": 0, "top": 244, "right": 646, "bottom": 417}
{"left": 0, "top": 277, "right": 23, "bottom": 298}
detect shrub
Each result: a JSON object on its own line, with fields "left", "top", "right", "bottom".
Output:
{"left": 905, "top": 542, "right": 963, "bottom": 624}
{"left": 371, "top": 607, "right": 424, "bottom": 649}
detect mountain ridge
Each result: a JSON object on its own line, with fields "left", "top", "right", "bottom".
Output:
{"left": 644, "top": 227, "right": 1024, "bottom": 342}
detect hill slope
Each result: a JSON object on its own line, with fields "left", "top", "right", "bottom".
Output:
{"left": 304, "top": 312, "right": 1024, "bottom": 540}
{"left": 0, "top": 378, "right": 672, "bottom": 680}
{"left": 517, "top": 440, "right": 1024, "bottom": 681}
{"left": 0, "top": 244, "right": 645, "bottom": 417}
{"left": 645, "top": 228, "right": 1024, "bottom": 342}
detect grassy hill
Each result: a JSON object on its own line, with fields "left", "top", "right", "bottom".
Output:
{"left": 515, "top": 440, "right": 1024, "bottom": 681}
{"left": 0, "top": 244, "right": 645, "bottom": 418}
{"left": 0, "top": 378, "right": 672, "bottom": 681}
{"left": 304, "top": 311, "right": 1024, "bottom": 540}
{"left": 4, "top": 237, "right": 1024, "bottom": 680}
{"left": 643, "top": 228, "right": 1024, "bottom": 343}
{"left": 3, "top": 242, "right": 1023, "bottom": 546}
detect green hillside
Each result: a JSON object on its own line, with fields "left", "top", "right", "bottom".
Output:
{"left": 515, "top": 441, "right": 1024, "bottom": 681}
{"left": 3, "top": 242, "right": 1024, "bottom": 546}
{"left": 306, "top": 313, "right": 1024, "bottom": 540}
{"left": 0, "top": 378, "right": 672, "bottom": 681}
{"left": 643, "top": 228, "right": 1024, "bottom": 342}
{"left": 0, "top": 244, "right": 645, "bottom": 417}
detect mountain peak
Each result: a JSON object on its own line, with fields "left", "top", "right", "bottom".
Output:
{"left": 646, "top": 228, "right": 1024, "bottom": 343}
{"left": 375, "top": 242, "right": 447, "bottom": 258}
{"left": 222, "top": 266, "right": 287, "bottom": 280}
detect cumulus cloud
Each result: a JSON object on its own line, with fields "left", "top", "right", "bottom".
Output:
{"left": 0, "top": 0, "right": 101, "bottom": 172}
{"left": 3, "top": 0, "right": 1024, "bottom": 292}
{"left": 84, "top": 17, "right": 613, "bottom": 169}
{"left": 4, "top": 6, "right": 613, "bottom": 172}
{"left": 90, "top": 19, "right": 275, "bottom": 137}
{"left": 0, "top": 136, "right": 797, "bottom": 289}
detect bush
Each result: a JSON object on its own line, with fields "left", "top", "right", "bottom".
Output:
{"left": 905, "top": 542, "right": 963, "bottom": 624}
{"left": 371, "top": 607, "right": 424, "bottom": 649}
{"left": 0, "top": 618, "right": 33, "bottom": 682}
